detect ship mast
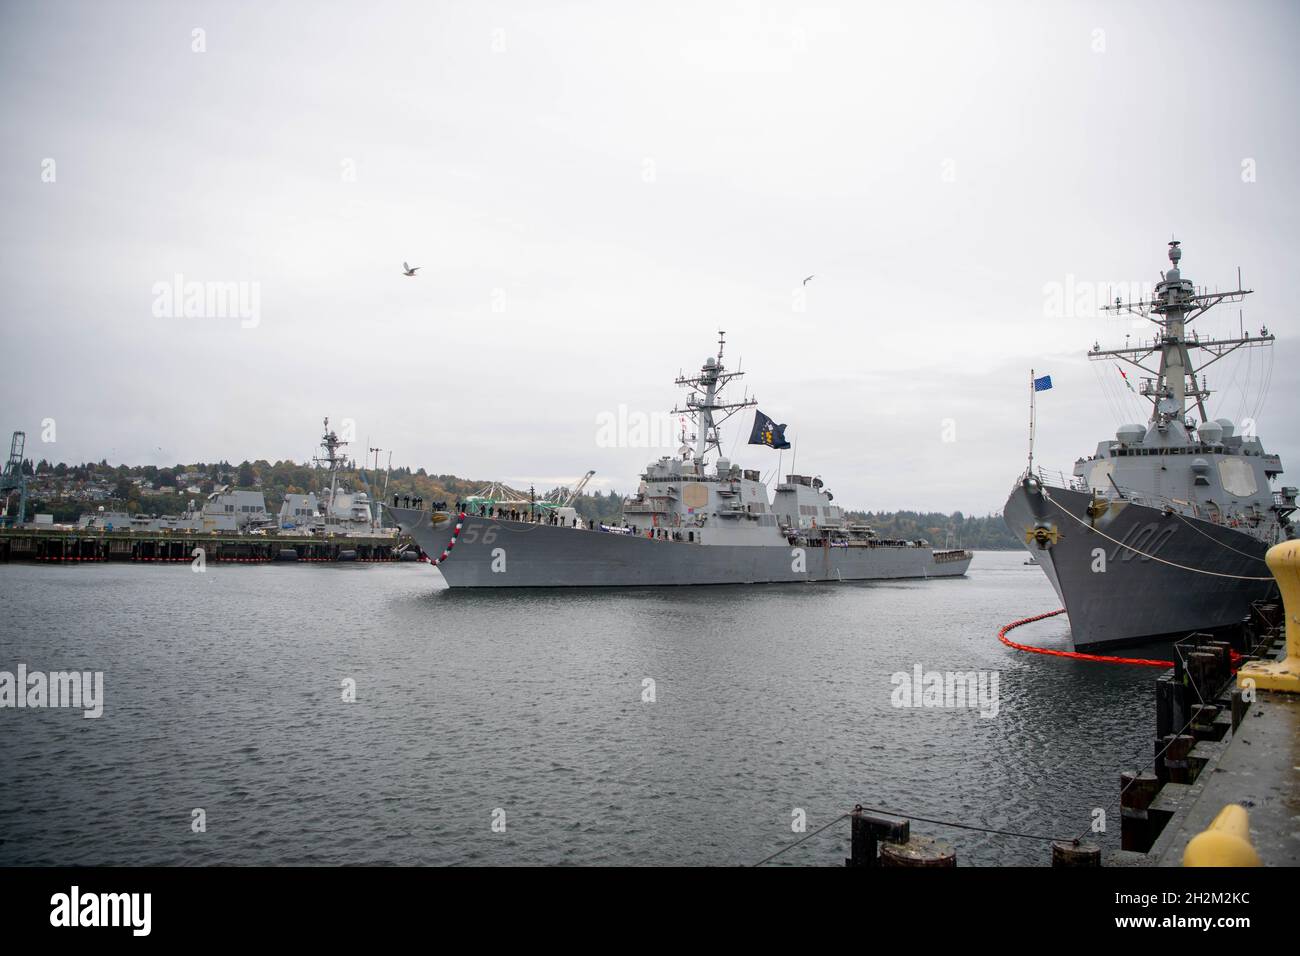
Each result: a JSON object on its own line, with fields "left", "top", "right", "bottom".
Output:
{"left": 313, "top": 417, "right": 347, "bottom": 516}
{"left": 1092, "top": 240, "right": 1271, "bottom": 429}
{"left": 671, "top": 331, "right": 756, "bottom": 467}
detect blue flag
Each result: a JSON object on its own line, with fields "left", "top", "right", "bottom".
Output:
{"left": 1033, "top": 375, "right": 1053, "bottom": 392}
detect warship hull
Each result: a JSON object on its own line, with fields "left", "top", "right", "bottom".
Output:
{"left": 392, "top": 508, "right": 971, "bottom": 587}
{"left": 1003, "top": 481, "right": 1277, "bottom": 650}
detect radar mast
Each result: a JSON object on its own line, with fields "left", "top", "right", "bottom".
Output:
{"left": 670, "top": 331, "right": 757, "bottom": 466}
{"left": 1092, "top": 241, "right": 1271, "bottom": 428}
{"left": 313, "top": 417, "right": 348, "bottom": 515}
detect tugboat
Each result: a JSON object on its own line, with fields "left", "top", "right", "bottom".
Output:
{"left": 1005, "top": 241, "right": 1296, "bottom": 650}
{"left": 389, "top": 334, "right": 972, "bottom": 587}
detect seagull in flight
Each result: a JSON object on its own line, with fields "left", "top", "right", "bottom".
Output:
{"left": 802, "top": 275, "right": 815, "bottom": 286}
{"left": 402, "top": 261, "right": 420, "bottom": 277}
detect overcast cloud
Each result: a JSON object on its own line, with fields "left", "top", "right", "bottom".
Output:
{"left": 2, "top": 0, "right": 1296, "bottom": 515}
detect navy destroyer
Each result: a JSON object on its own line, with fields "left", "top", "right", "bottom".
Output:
{"left": 390, "top": 335, "right": 971, "bottom": 587}
{"left": 1005, "top": 241, "right": 1296, "bottom": 650}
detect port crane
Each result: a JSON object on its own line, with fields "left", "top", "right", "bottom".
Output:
{"left": 0, "top": 431, "right": 28, "bottom": 527}
{"left": 548, "top": 470, "right": 596, "bottom": 506}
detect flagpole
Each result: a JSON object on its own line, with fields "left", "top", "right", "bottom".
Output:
{"left": 1028, "top": 368, "right": 1035, "bottom": 476}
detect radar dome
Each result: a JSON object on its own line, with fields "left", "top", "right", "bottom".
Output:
{"left": 1197, "top": 421, "right": 1223, "bottom": 445}
{"left": 1213, "top": 418, "right": 1236, "bottom": 439}
{"left": 1116, "top": 424, "right": 1145, "bottom": 446}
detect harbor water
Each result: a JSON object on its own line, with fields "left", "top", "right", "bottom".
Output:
{"left": 0, "top": 552, "right": 1156, "bottom": 866}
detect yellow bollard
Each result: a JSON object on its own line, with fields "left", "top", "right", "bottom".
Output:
{"left": 1237, "top": 539, "right": 1300, "bottom": 693}
{"left": 1183, "top": 804, "right": 1260, "bottom": 867}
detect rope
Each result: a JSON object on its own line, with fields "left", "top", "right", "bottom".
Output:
{"left": 998, "top": 609, "right": 1174, "bottom": 667}
{"left": 1071, "top": 646, "right": 1246, "bottom": 843}
{"left": 850, "top": 804, "right": 1070, "bottom": 844}
{"left": 1042, "top": 489, "right": 1274, "bottom": 580}
{"left": 750, "top": 812, "right": 850, "bottom": 866}
{"left": 1168, "top": 507, "right": 1267, "bottom": 562}
{"left": 749, "top": 801, "right": 1072, "bottom": 867}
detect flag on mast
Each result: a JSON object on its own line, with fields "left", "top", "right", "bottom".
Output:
{"left": 748, "top": 410, "right": 791, "bottom": 449}
{"left": 1028, "top": 370, "right": 1051, "bottom": 470}
{"left": 1117, "top": 367, "right": 1135, "bottom": 392}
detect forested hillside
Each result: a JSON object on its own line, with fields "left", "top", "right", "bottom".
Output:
{"left": 17, "top": 457, "right": 1019, "bottom": 548}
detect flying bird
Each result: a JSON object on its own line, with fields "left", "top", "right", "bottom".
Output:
{"left": 402, "top": 262, "right": 420, "bottom": 277}
{"left": 802, "top": 275, "right": 815, "bottom": 285}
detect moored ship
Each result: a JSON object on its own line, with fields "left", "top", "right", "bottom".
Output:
{"left": 389, "top": 335, "right": 972, "bottom": 587}
{"left": 1005, "top": 241, "right": 1295, "bottom": 650}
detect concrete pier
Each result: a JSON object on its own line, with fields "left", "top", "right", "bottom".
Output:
{"left": 0, "top": 526, "right": 414, "bottom": 564}
{"left": 1112, "top": 539, "right": 1300, "bottom": 866}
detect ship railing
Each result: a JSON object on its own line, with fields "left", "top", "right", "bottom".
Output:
{"left": 1028, "top": 467, "right": 1087, "bottom": 493}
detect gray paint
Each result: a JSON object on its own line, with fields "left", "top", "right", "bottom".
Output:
{"left": 393, "top": 507, "right": 970, "bottom": 588}
{"left": 1004, "top": 481, "right": 1276, "bottom": 650}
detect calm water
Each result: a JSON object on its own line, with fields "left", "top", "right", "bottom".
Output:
{"left": 0, "top": 552, "right": 1159, "bottom": 866}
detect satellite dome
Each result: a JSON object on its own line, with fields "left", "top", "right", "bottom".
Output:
{"left": 1213, "top": 418, "right": 1236, "bottom": 439}
{"left": 1116, "top": 424, "right": 1145, "bottom": 445}
{"left": 1197, "top": 421, "right": 1224, "bottom": 445}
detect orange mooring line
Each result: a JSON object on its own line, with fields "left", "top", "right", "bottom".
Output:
{"left": 997, "top": 609, "right": 1175, "bottom": 668}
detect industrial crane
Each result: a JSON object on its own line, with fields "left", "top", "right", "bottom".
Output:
{"left": 549, "top": 470, "right": 595, "bottom": 506}
{"left": 1, "top": 431, "right": 28, "bottom": 526}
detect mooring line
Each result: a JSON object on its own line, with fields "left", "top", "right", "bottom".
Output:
{"left": 1168, "top": 507, "right": 1269, "bottom": 562}
{"left": 1041, "top": 490, "right": 1274, "bottom": 581}
{"left": 750, "top": 812, "right": 851, "bottom": 867}
{"left": 750, "top": 802, "right": 1075, "bottom": 867}
{"left": 849, "top": 804, "right": 1070, "bottom": 845}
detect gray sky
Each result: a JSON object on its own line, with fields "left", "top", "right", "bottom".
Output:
{"left": 2, "top": 0, "right": 1297, "bottom": 514}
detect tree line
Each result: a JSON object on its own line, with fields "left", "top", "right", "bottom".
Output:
{"left": 15, "top": 459, "right": 1020, "bottom": 548}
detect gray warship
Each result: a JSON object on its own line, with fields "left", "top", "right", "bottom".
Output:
{"left": 1005, "top": 241, "right": 1296, "bottom": 650}
{"left": 390, "top": 335, "right": 972, "bottom": 587}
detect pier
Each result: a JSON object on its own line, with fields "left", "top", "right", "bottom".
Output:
{"left": 0, "top": 526, "right": 416, "bottom": 564}
{"left": 1113, "top": 539, "right": 1300, "bottom": 867}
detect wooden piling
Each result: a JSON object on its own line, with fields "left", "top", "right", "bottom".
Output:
{"left": 845, "top": 807, "right": 909, "bottom": 868}
{"left": 1229, "top": 687, "right": 1248, "bottom": 733}
{"left": 1051, "top": 840, "right": 1101, "bottom": 867}
{"left": 1189, "top": 704, "right": 1220, "bottom": 741}
{"left": 1160, "top": 734, "right": 1196, "bottom": 785}
{"left": 879, "top": 835, "right": 955, "bottom": 868}
{"left": 1120, "top": 771, "right": 1160, "bottom": 851}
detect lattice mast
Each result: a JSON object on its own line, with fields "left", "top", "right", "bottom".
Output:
{"left": 1091, "top": 240, "right": 1272, "bottom": 427}
{"left": 670, "top": 331, "right": 757, "bottom": 466}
